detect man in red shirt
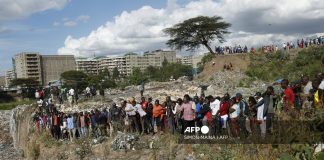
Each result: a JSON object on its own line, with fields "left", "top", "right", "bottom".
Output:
{"left": 216, "top": 93, "right": 230, "bottom": 133}
{"left": 281, "top": 79, "right": 295, "bottom": 112}
{"left": 140, "top": 97, "right": 148, "bottom": 112}
{"left": 140, "top": 97, "right": 150, "bottom": 133}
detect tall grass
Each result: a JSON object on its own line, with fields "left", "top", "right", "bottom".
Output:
{"left": 0, "top": 99, "right": 34, "bottom": 110}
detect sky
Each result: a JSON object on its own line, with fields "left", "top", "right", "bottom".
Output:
{"left": 1, "top": 0, "right": 324, "bottom": 76}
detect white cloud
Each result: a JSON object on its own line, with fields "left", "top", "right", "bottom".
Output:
{"left": 76, "top": 15, "right": 90, "bottom": 23}
{"left": 0, "top": 0, "right": 70, "bottom": 22}
{"left": 56, "top": 15, "right": 90, "bottom": 27}
{"left": 53, "top": 21, "right": 60, "bottom": 26}
{"left": 58, "top": 0, "right": 324, "bottom": 57}
{"left": 63, "top": 21, "right": 77, "bottom": 27}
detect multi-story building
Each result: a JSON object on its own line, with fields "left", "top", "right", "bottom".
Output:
{"left": 124, "top": 50, "right": 177, "bottom": 75}
{"left": 75, "top": 50, "right": 177, "bottom": 76}
{"left": 100, "top": 57, "right": 127, "bottom": 76}
{"left": 181, "top": 55, "right": 193, "bottom": 66}
{"left": 13, "top": 52, "right": 76, "bottom": 86}
{"left": 13, "top": 52, "right": 42, "bottom": 83}
{"left": 41, "top": 55, "right": 76, "bottom": 85}
{"left": 75, "top": 58, "right": 100, "bottom": 75}
{"left": 4, "top": 70, "right": 14, "bottom": 87}
{"left": 180, "top": 55, "right": 203, "bottom": 68}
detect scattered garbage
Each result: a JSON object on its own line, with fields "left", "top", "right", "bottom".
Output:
{"left": 111, "top": 132, "right": 139, "bottom": 150}
{"left": 92, "top": 136, "right": 106, "bottom": 144}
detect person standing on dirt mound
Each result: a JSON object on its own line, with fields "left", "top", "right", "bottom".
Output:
{"left": 139, "top": 80, "right": 145, "bottom": 97}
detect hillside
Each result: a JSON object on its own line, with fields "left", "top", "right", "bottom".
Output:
{"left": 198, "top": 46, "right": 323, "bottom": 82}
{"left": 198, "top": 54, "right": 250, "bottom": 81}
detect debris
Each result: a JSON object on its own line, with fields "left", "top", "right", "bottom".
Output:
{"left": 111, "top": 132, "right": 139, "bottom": 150}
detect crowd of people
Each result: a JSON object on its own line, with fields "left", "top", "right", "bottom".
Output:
{"left": 214, "top": 35, "right": 324, "bottom": 54}
{"left": 32, "top": 72, "right": 323, "bottom": 142}
{"left": 215, "top": 45, "right": 248, "bottom": 54}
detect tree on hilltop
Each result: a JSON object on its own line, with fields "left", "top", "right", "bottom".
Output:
{"left": 164, "top": 16, "right": 231, "bottom": 54}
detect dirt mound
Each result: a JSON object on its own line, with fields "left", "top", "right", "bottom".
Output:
{"left": 199, "top": 54, "right": 250, "bottom": 81}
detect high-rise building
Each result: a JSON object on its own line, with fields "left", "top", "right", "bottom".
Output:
{"left": 13, "top": 52, "right": 42, "bottom": 83}
{"left": 13, "top": 52, "right": 76, "bottom": 86}
{"left": 5, "top": 70, "right": 14, "bottom": 87}
{"left": 75, "top": 58, "right": 100, "bottom": 75}
{"left": 41, "top": 55, "right": 76, "bottom": 85}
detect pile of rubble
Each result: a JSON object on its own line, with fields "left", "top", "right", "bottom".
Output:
{"left": 111, "top": 132, "right": 139, "bottom": 150}
{"left": 57, "top": 71, "right": 269, "bottom": 111}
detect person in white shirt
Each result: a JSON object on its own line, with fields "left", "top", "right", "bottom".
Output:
{"left": 302, "top": 76, "right": 313, "bottom": 95}
{"left": 210, "top": 96, "right": 221, "bottom": 135}
{"left": 134, "top": 102, "right": 149, "bottom": 134}
{"left": 85, "top": 87, "right": 91, "bottom": 98}
{"left": 229, "top": 98, "right": 239, "bottom": 138}
{"left": 68, "top": 88, "right": 75, "bottom": 106}
{"left": 37, "top": 99, "right": 43, "bottom": 108}
{"left": 255, "top": 92, "right": 266, "bottom": 138}
{"left": 125, "top": 97, "right": 139, "bottom": 133}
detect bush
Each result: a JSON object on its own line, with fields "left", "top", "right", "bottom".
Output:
{"left": 0, "top": 92, "right": 14, "bottom": 103}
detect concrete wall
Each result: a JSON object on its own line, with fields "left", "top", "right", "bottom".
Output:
{"left": 41, "top": 55, "right": 76, "bottom": 85}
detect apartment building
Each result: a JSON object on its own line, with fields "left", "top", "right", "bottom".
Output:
{"left": 13, "top": 52, "right": 42, "bottom": 83}
{"left": 74, "top": 50, "right": 177, "bottom": 76}
{"left": 100, "top": 57, "right": 127, "bottom": 76}
{"left": 181, "top": 55, "right": 193, "bottom": 66}
{"left": 75, "top": 58, "right": 100, "bottom": 75}
{"left": 41, "top": 55, "right": 76, "bottom": 85}
{"left": 124, "top": 50, "right": 177, "bottom": 75}
{"left": 181, "top": 55, "right": 203, "bottom": 68}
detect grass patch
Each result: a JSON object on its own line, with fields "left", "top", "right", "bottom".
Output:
{"left": 0, "top": 99, "right": 34, "bottom": 110}
{"left": 246, "top": 46, "right": 324, "bottom": 81}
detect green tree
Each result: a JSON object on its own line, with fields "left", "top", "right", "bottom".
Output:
{"left": 102, "top": 79, "right": 117, "bottom": 89}
{"left": 10, "top": 78, "right": 39, "bottom": 98}
{"left": 10, "top": 78, "right": 39, "bottom": 87}
{"left": 86, "top": 74, "right": 102, "bottom": 88}
{"left": 129, "top": 67, "right": 145, "bottom": 85}
{"left": 102, "top": 68, "right": 110, "bottom": 78}
{"left": 112, "top": 67, "right": 120, "bottom": 79}
{"left": 162, "top": 58, "right": 168, "bottom": 67}
{"left": 144, "top": 65, "right": 158, "bottom": 80}
{"left": 61, "top": 70, "right": 88, "bottom": 90}
{"left": 164, "top": 16, "right": 231, "bottom": 54}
